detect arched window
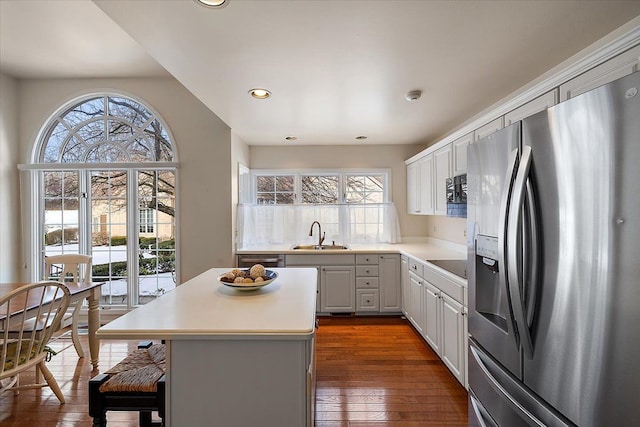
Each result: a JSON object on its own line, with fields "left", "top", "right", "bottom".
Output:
{"left": 32, "top": 94, "right": 178, "bottom": 310}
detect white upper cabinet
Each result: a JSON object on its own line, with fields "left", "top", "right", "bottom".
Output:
{"left": 406, "top": 161, "right": 419, "bottom": 214}
{"left": 504, "top": 89, "right": 558, "bottom": 125}
{"left": 419, "top": 155, "right": 435, "bottom": 215}
{"left": 407, "top": 154, "right": 434, "bottom": 215}
{"left": 452, "top": 132, "right": 472, "bottom": 176}
{"left": 560, "top": 45, "right": 640, "bottom": 102}
{"left": 474, "top": 117, "right": 504, "bottom": 142}
{"left": 434, "top": 145, "right": 452, "bottom": 216}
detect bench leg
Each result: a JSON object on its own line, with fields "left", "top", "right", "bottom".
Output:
{"left": 92, "top": 412, "right": 107, "bottom": 427}
{"left": 139, "top": 410, "right": 152, "bottom": 427}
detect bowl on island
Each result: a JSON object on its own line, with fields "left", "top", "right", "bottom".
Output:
{"left": 218, "top": 268, "right": 278, "bottom": 291}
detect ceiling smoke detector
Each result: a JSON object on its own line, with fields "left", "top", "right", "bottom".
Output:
{"left": 405, "top": 90, "right": 422, "bottom": 101}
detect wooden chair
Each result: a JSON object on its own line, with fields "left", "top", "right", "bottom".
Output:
{"left": 0, "top": 281, "right": 71, "bottom": 404}
{"left": 44, "top": 254, "right": 92, "bottom": 358}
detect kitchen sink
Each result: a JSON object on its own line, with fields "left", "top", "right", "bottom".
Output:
{"left": 291, "top": 244, "right": 350, "bottom": 250}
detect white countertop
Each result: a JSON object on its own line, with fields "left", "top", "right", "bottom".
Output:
{"left": 237, "top": 238, "right": 468, "bottom": 284}
{"left": 238, "top": 239, "right": 466, "bottom": 260}
{"left": 97, "top": 267, "right": 317, "bottom": 340}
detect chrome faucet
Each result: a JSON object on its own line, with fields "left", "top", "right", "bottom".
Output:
{"left": 309, "top": 221, "right": 325, "bottom": 247}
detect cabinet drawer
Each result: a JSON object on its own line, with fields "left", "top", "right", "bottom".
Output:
{"left": 356, "top": 289, "right": 379, "bottom": 311}
{"left": 408, "top": 258, "right": 423, "bottom": 277}
{"left": 423, "top": 265, "right": 464, "bottom": 304}
{"left": 356, "top": 277, "right": 379, "bottom": 289}
{"left": 356, "top": 265, "right": 379, "bottom": 277}
{"left": 355, "top": 254, "right": 378, "bottom": 265}
{"left": 286, "top": 254, "right": 355, "bottom": 266}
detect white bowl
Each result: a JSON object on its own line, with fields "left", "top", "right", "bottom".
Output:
{"left": 218, "top": 269, "right": 278, "bottom": 291}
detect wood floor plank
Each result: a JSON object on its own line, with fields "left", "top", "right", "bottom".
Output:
{"left": 1, "top": 317, "right": 468, "bottom": 426}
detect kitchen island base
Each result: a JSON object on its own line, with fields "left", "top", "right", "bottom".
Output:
{"left": 168, "top": 337, "right": 314, "bottom": 427}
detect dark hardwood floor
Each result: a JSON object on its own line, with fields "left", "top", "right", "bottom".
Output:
{"left": 1, "top": 317, "right": 468, "bottom": 426}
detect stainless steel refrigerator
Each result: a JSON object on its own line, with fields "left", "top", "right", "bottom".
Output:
{"left": 467, "top": 71, "right": 640, "bottom": 427}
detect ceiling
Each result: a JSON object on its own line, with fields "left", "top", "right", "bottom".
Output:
{"left": 2, "top": 1, "right": 640, "bottom": 146}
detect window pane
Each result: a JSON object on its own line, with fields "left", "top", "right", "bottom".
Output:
{"left": 257, "top": 193, "right": 275, "bottom": 204}
{"left": 257, "top": 176, "right": 274, "bottom": 192}
{"left": 301, "top": 175, "right": 338, "bottom": 204}
{"left": 276, "top": 176, "right": 294, "bottom": 191}
{"left": 346, "top": 174, "right": 384, "bottom": 204}
{"left": 109, "top": 97, "right": 150, "bottom": 129}
{"left": 86, "top": 144, "right": 129, "bottom": 163}
{"left": 276, "top": 193, "right": 294, "bottom": 204}
{"left": 108, "top": 119, "right": 135, "bottom": 144}
{"left": 137, "top": 170, "right": 176, "bottom": 305}
{"left": 60, "top": 137, "right": 85, "bottom": 163}
{"left": 62, "top": 97, "right": 104, "bottom": 128}
{"left": 76, "top": 120, "right": 105, "bottom": 145}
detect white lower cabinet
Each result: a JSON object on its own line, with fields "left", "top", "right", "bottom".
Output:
{"left": 379, "top": 254, "right": 401, "bottom": 312}
{"left": 402, "top": 256, "right": 468, "bottom": 387}
{"left": 401, "top": 256, "right": 409, "bottom": 314}
{"left": 321, "top": 266, "right": 356, "bottom": 312}
{"left": 440, "top": 293, "right": 465, "bottom": 385}
{"left": 408, "top": 272, "right": 424, "bottom": 334}
{"left": 423, "top": 282, "right": 441, "bottom": 354}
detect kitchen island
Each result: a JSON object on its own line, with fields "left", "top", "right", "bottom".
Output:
{"left": 97, "top": 267, "right": 317, "bottom": 427}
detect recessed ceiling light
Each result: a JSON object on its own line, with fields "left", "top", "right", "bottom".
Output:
{"left": 195, "top": 0, "right": 229, "bottom": 8}
{"left": 249, "top": 88, "right": 271, "bottom": 99}
{"left": 405, "top": 90, "right": 422, "bottom": 101}
{"left": 355, "top": 136, "right": 368, "bottom": 141}
{"left": 285, "top": 136, "right": 298, "bottom": 141}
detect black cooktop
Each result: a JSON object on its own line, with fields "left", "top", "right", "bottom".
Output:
{"left": 426, "top": 259, "right": 468, "bottom": 279}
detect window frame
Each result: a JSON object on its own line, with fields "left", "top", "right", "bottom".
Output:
{"left": 20, "top": 92, "right": 179, "bottom": 315}
{"left": 249, "top": 169, "right": 391, "bottom": 205}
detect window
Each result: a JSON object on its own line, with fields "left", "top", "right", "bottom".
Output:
{"left": 31, "top": 94, "right": 178, "bottom": 310}
{"left": 139, "top": 209, "right": 154, "bottom": 233}
{"left": 256, "top": 175, "right": 294, "bottom": 204}
{"left": 237, "top": 169, "right": 400, "bottom": 247}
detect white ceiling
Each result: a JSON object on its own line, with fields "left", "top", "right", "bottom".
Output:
{"left": 2, "top": 1, "right": 640, "bottom": 146}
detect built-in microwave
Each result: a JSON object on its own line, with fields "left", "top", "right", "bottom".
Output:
{"left": 446, "top": 173, "right": 467, "bottom": 217}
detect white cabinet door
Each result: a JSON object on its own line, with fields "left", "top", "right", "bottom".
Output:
{"left": 474, "top": 117, "right": 503, "bottom": 142}
{"left": 504, "top": 89, "right": 558, "bottom": 125}
{"left": 441, "top": 293, "right": 465, "bottom": 385}
{"left": 452, "top": 133, "right": 472, "bottom": 176}
{"left": 419, "top": 155, "right": 434, "bottom": 215}
{"left": 379, "top": 254, "right": 401, "bottom": 312}
{"left": 433, "top": 145, "right": 452, "bottom": 216}
{"left": 401, "top": 256, "right": 409, "bottom": 315}
{"left": 560, "top": 45, "right": 640, "bottom": 101}
{"left": 406, "top": 160, "right": 420, "bottom": 214}
{"left": 423, "top": 282, "right": 441, "bottom": 355}
{"left": 320, "top": 266, "right": 355, "bottom": 313}
{"left": 408, "top": 272, "right": 424, "bottom": 334}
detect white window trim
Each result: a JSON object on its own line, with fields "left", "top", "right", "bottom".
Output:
{"left": 250, "top": 168, "right": 392, "bottom": 205}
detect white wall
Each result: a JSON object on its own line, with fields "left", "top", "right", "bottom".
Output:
{"left": 15, "top": 77, "right": 232, "bottom": 282}
{"left": 0, "top": 73, "right": 20, "bottom": 280}
{"left": 250, "top": 144, "right": 430, "bottom": 239}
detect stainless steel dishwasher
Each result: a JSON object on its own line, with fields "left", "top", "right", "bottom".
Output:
{"left": 237, "top": 254, "right": 285, "bottom": 268}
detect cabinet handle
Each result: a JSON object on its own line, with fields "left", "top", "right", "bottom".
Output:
{"left": 366, "top": 282, "right": 370, "bottom": 285}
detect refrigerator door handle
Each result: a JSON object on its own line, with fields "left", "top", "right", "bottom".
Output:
{"left": 498, "top": 148, "right": 520, "bottom": 347}
{"left": 469, "top": 391, "right": 499, "bottom": 427}
{"left": 470, "top": 345, "right": 546, "bottom": 427}
{"left": 507, "top": 145, "right": 534, "bottom": 358}
{"left": 524, "top": 178, "right": 540, "bottom": 328}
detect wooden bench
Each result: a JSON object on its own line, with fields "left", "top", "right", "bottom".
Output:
{"left": 89, "top": 341, "right": 166, "bottom": 427}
